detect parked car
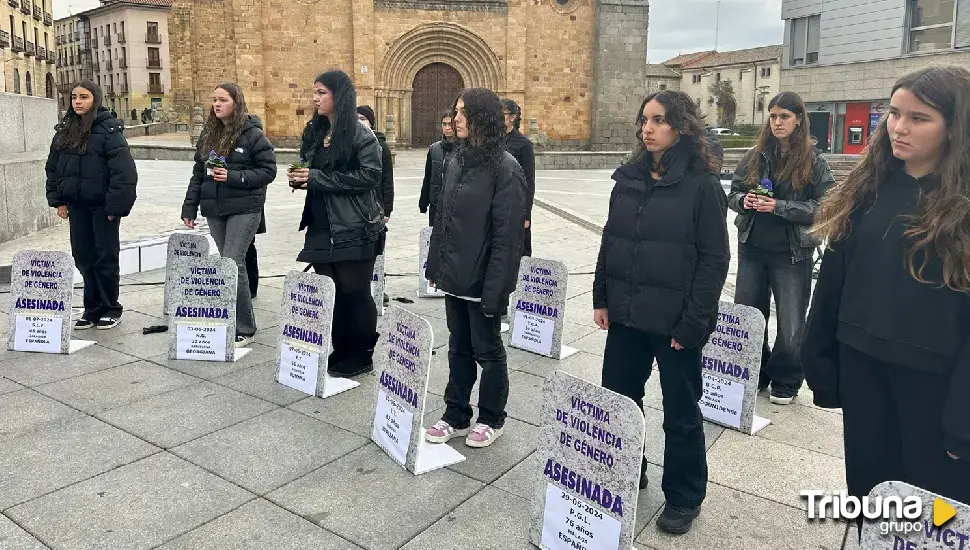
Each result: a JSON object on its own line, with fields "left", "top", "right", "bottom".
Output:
{"left": 707, "top": 127, "right": 739, "bottom": 136}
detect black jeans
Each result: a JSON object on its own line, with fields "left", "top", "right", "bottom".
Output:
{"left": 312, "top": 258, "right": 379, "bottom": 362}
{"left": 68, "top": 206, "right": 123, "bottom": 322}
{"left": 428, "top": 204, "right": 436, "bottom": 227}
{"left": 246, "top": 238, "right": 258, "bottom": 297}
{"left": 734, "top": 248, "right": 813, "bottom": 392}
{"left": 840, "top": 343, "right": 970, "bottom": 505}
{"left": 601, "top": 323, "right": 707, "bottom": 509}
{"left": 442, "top": 295, "right": 509, "bottom": 429}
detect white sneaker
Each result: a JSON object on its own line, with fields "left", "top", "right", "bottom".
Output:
{"left": 234, "top": 335, "right": 253, "bottom": 348}
{"left": 465, "top": 423, "right": 503, "bottom": 448}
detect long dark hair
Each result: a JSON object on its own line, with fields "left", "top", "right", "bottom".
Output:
{"left": 747, "top": 92, "right": 815, "bottom": 191}
{"left": 307, "top": 70, "right": 358, "bottom": 169}
{"left": 501, "top": 98, "right": 521, "bottom": 131}
{"left": 812, "top": 66, "right": 970, "bottom": 292}
{"left": 53, "top": 80, "right": 102, "bottom": 152}
{"left": 452, "top": 88, "right": 506, "bottom": 163}
{"left": 630, "top": 90, "right": 719, "bottom": 174}
{"left": 196, "top": 82, "right": 248, "bottom": 157}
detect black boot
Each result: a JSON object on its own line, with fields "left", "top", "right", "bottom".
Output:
{"left": 639, "top": 456, "right": 649, "bottom": 490}
{"left": 328, "top": 332, "right": 379, "bottom": 378}
{"left": 657, "top": 504, "right": 701, "bottom": 535}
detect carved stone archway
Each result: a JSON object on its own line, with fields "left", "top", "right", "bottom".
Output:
{"left": 376, "top": 22, "right": 504, "bottom": 146}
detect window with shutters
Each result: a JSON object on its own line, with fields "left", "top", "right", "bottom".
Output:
{"left": 907, "top": 0, "right": 956, "bottom": 52}
{"left": 790, "top": 15, "right": 820, "bottom": 65}
{"left": 956, "top": 0, "right": 970, "bottom": 48}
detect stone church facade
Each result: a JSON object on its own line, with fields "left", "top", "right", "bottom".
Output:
{"left": 168, "top": 0, "right": 648, "bottom": 149}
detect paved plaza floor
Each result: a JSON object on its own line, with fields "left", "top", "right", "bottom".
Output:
{"left": 0, "top": 149, "right": 853, "bottom": 549}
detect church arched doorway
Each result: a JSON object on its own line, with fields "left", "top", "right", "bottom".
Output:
{"left": 410, "top": 63, "right": 463, "bottom": 148}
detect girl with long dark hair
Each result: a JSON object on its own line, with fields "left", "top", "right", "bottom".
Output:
{"left": 288, "top": 70, "right": 385, "bottom": 377}
{"left": 424, "top": 88, "right": 527, "bottom": 449}
{"left": 803, "top": 66, "right": 970, "bottom": 514}
{"left": 593, "top": 90, "right": 729, "bottom": 535}
{"left": 501, "top": 98, "right": 535, "bottom": 256}
{"left": 727, "top": 92, "right": 835, "bottom": 404}
{"left": 181, "top": 82, "right": 277, "bottom": 347}
{"left": 45, "top": 80, "right": 137, "bottom": 330}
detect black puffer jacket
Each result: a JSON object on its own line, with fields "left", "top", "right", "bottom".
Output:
{"left": 419, "top": 138, "right": 456, "bottom": 213}
{"left": 504, "top": 129, "right": 535, "bottom": 220}
{"left": 593, "top": 146, "right": 730, "bottom": 349}
{"left": 426, "top": 147, "right": 527, "bottom": 316}
{"left": 298, "top": 121, "right": 385, "bottom": 245}
{"left": 728, "top": 146, "right": 835, "bottom": 262}
{"left": 45, "top": 107, "right": 138, "bottom": 217}
{"left": 182, "top": 115, "right": 277, "bottom": 220}
{"left": 375, "top": 131, "right": 394, "bottom": 217}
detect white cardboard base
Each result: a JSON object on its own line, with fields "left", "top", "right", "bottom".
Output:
{"left": 413, "top": 440, "right": 466, "bottom": 475}
{"left": 501, "top": 322, "right": 510, "bottom": 334}
{"left": 557, "top": 345, "right": 580, "bottom": 360}
{"left": 232, "top": 348, "right": 253, "bottom": 362}
{"left": 749, "top": 415, "right": 771, "bottom": 435}
{"left": 68, "top": 340, "right": 96, "bottom": 354}
{"left": 321, "top": 375, "right": 360, "bottom": 398}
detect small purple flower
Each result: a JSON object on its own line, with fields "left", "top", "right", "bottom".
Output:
{"left": 219, "top": 155, "right": 227, "bottom": 164}
{"left": 760, "top": 178, "right": 773, "bottom": 191}
{"left": 208, "top": 150, "right": 217, "bottom": 159}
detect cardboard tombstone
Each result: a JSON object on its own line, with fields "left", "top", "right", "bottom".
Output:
{"left": 372, "top": 254, "right": 386, "bottom": 316}
{"left": 858, "top": 481, "right": 969, "bottom": 549}
{"left": 508, "top": 257, "right": 579, "bottom": 360}
{"left": 417, "top": 226, "right": 445, "bottom": 298}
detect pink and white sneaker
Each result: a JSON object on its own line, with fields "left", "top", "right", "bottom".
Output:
{"left": 465, "top": 423, "right": 503, "bottom": 448}
{"left": 425, "top": 420, "right": 470, "bottom": 444}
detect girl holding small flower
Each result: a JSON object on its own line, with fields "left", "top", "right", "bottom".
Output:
{"left": 181, "top": 82, "right": 278, "bottom": 347}
{"left": 727, "top": 92, "right": 835, "bottom": 404}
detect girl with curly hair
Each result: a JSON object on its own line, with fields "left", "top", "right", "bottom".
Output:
{"left": 803, "top": 66, "right": 970, "bottom": 514}
{"left": 424, "top": 88, "right": 527, "bottom": 449}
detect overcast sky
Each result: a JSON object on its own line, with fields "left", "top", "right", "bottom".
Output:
{"left": 56, "top": 0, "right": 784, "bottom": 64}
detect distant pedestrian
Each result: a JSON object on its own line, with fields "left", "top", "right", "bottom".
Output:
{"left": 501, "top": 98, "right": 535, "bottom": 256}
{"left": 357, "top": 105, "right": 393, "bottom": 308}
{"left": 419, "top": 111, "right": 457, "bottom": 226}
{"left": 425, "top": 88, "right": 527, "bottom": 449}
{"left": 181, "top": 82, "right": 277, "bottom": 348}
{"left": 45, "top": 80, "right": 137, "bottom": 331}
{"left": 803, "top": 66, "right": 970, "bottom": 528}
{"left": 728, "top": 91, "right": 835, "bottom": 405}
{"left": 593, "top": 89, "right": 728, "bottom": 535}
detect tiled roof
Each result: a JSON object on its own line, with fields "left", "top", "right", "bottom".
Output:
{"left": 681, "top": 45, "right": 782, "bottom": 69}
{"left": 662, "top": 51, "right": 716, "bottom": 67}
{"left": 645, "top": 63, "right": 680, "bottom": 77}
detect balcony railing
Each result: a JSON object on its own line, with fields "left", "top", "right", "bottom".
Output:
{"left": 91, "top": 37, "right": 97, "bottom": 47}
{"left": 0, "top": 31, "right": 9, "bottom": 48}
{"left": 148, "top": 83, "right": 163, "bottom": 94}
{"left": 44, "top": 12, "right": 52, "bottom": 26}
{"left": 105, "top": 59, "right": 112, "bottom": 70}
{"left": 20, "top": 0, "right": 30, "bottom": 15}
{"left": 92, "top": 61, "right": 99, "bottom": 71}
{"left": 25, "top": 41, "right": 35, "bottom": 56}
{"left": 73, "top": 31, "right": 79, "bottom": 41}
{"left": 117, "top": 31, "right": 125, "bottom": 43}
{"left": 120, "top": 83, "right": 129, "bottom": 93}
{"left": 147, "top": 57, "right": 161, "bottom": 69}
{"left": 118, "top": 58, "right": 127, "bottom": 69}
{"left": 33, "top": 4, "right": 41, "bottom": 20}
{"left": 12, "top": 36, "right": 24, "bottom": 53}
{"left": 103, "top": 35, "right": 111, "bottom": 46}
{"left": 38, "top": 45, "right": 45, "bottom": 59}
{"left": 47, "top": 50, "right": 55, "bottom": 63}
{"left": 146, "top": 33, "right": 161, "bottom": 44}
{"left": 105, "top": 86, "right": 114, "bottom": 95}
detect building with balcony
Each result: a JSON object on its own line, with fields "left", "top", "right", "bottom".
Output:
{"left": 643, "top": 45, "right": 783, "bottom": 127}
{"left": 1, "top": 0, "right": 55, "bottom": 98}
{"left": 780, "top": 0, "right": 970, "bottom": 153}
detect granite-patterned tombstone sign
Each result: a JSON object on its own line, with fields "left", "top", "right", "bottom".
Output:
{"left": 275, "top": 271, "right": 358, "bottom": 398}
{"left": 372, "top": 254, "right": 386, "bottom": 316}
{"left": 371, "top": 305, "right": 465, "bottom": 475}
{"left": 859, "top": 481, "right": 969, "bottom": 549}
{"left": 530, "top": 371, "right": 646, "bottom": 550}
{"left": 509, "top": 257, "right": 579, "bottom": 360}
{"left": 166, "top": 255, "right": 250, "bottom": 362}
{"left": 162, "top": 233, "right": 211, "bottom": 320}
{"left": 7, "top": 251, "right": 95, "bottom": 355}
{"left": 699, "top": 301, "right": 770, "bottom": 435}
{"left": 417, "top": 226, "right": 444, "bottom": 298}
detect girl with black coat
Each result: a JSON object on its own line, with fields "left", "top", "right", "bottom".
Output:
{"left": 45, "top": 80, "right": 137, "bottom": 330}
{"left": 728, "top": 92, "right": 835, "bottom": 404}
{"left": 418, "top": 111, "right": 457, "bottom": 226}
{"left": 288, "top": 70, "right": 385, "bottom": 378}
{"left": 181, "top": 83, "right": 277, "bottom": 347}
{"left": 501, "top": 98, "right": 535, "bottom": 256}
{"left": 593, "top": 90, "right": 729, "bottom": 535}
{"left": 803, "top": 66, "right": 970, "bottom": 520}
{"left": 424, "top": 88, "right": 527, "bottom": 449}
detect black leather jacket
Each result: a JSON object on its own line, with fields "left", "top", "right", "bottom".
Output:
{"left": 298, "top": 121, "right": 385, "bottom": 246}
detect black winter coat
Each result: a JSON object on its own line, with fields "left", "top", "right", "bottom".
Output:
{"left": 182, "top": 115, "right": 277, "bottom": 220}
{"left": 298, "top": 121, "right": 385, "bottom": 246}
{"left": 504, "top": 129, "right": 535, "bottom": 220}
{"left": 426, "top": 147, "right": 527, "bottom": 316}
{"left": 419, "top": 138, "right": 456, "bottom": 212}
{"left": 728, "top": 146, "right": 835, "bottom": 262}
{"left": 45, "top": 107, "right": 138, "bottom": 217}
{"left": 593, "top": 148, "right": 730, "bottom": 349}
{"left": 374, "top": 132, "right": 394, "bottom": 217}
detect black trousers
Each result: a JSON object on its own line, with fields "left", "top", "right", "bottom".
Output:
{"left": 246, "top": 238, "right": 258, "bottom": 297}
{"left": 840, "top": 344, "right": 970, "bottom": 505}
{"left": 428, "top": 204, "right": 436, "bottom": 227}
{"left": 602, "top": 323, "right": 707, "bottom": 509}
{"left": 442, "top": 295, "right": 509, "bottom": 429}
{"left": 312, "top": 258, "right": 379, "bottom": 362}
{"left": 68, "top": 206, "right": 123, "bottom": 322}
{"left": 523, "top": 225, "right": 532, "bottom": 257}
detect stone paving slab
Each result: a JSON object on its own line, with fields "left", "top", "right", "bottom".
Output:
{"left": 0, "top": 389, "right": 85, "bottom": 443}
{"left": 212, "top": 361, "right": 308, "bottom": 407}
{"left": 6, "top": 452, "right": 253, "bottom": 550}
{"left": 157, "top": 498, "right": 362, "bottom": 550}
{"left": 0, "top": 346, "right": 140, "bottom": 387}
{"left": 400, "top": 486, "right": 534, "bottom": 550}
{"left": 287, "top": 372, "right": 380, "bottom": 439}
{"left": 148, "top": 341, "right": 279, "bottom": 381}
{"left": 0, "top": 513, "right": 47, "bottom": 550}
{"left": 0, "top": 375, "right": 23, "bottom": 396}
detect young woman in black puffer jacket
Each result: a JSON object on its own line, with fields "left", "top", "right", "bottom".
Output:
{"left": 181, "top": 82, "right": 277, "bottom": 348}
{"left": 46, "top": 80, "right": 137, "bottom": 331}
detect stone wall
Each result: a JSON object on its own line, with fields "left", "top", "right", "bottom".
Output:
{"left": 0, "top": 93, "right": 59, "bottom": 245}
{"left": 589, "top": 0, "right": 649, "bottom": 151}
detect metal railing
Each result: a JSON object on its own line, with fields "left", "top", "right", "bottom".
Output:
{"left": 147, "top": 57, "right": 161, "bottom": 69}
{"left": 146, "top": 32, "right": 161, "bottom": 44}
{"left": 148, "top": 83, "right": 163, "bottom": 94}
{"left": 105, "top": 59, "right": 112, "bottom": 70}
{"left": 12, "top": 36, "right": 24, "bottom": 53}
{"left": 118, "top": 58, "right": 128, "bottom": 69}
{"left": 103, "top": 35, "right": 111, "bottom": 46}
{"left": 117, "top": 31, "right": 125, "bottom": 43}
{"left": 25, "top": 41, "right": 35, "bottom": 56}
{"left": 0, "top": 31, "right": 9, "bottom": 48}
{"left": 44, "top": 12, "right": 52, "bottom": 25}
{"left": 20, "top": 0, "right": 30, "bottom": 15}
{"left": 33, "top": 4, "right": 41, "bottom": 20}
